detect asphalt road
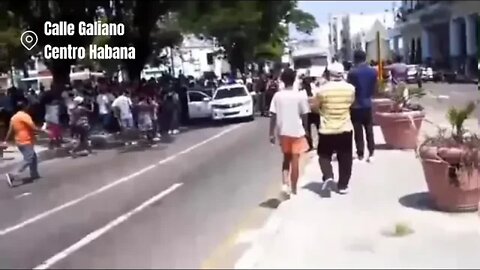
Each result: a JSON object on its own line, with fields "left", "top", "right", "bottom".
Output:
{"left": 0, "top": 117, "right": 285, "bottom": 269}
{"left": 415, "top": 82, "right": 479, "bottom": 117}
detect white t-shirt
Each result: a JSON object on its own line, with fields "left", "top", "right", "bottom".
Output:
{"left": 97, "top": 93, "right": 114, "bottom": 115}
{"left": 45, "top": 104, "right": 60, "bottom": 124}
{"left": 269, "top": 88, "right": 310, "bottom": 137}
{"left": 112, "top": 95, "right": 133, "bottom": 120}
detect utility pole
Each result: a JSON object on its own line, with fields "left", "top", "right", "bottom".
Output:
{"left": 376, "top": 31, "right": 383, "bottom": 81}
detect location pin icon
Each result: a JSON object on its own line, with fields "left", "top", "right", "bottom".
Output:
{"left": 20, "top": 30, "right": 38, "bottom": 51}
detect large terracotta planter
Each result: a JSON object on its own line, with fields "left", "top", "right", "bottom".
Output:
{"left": 372, "top": 98, "right": 393, "bottom": 125}
{"left": 376, "top": 110, "right": 425, "bottom": 149}
{"left": 419, "top": 146, "right": 480, "bottom": 212}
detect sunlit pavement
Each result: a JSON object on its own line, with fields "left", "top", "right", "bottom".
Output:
{"left": 0, "top": 117, "right": 285, "bottom": 269}
{"left": 236, "top": 127, "right": 480, "bottom": 269}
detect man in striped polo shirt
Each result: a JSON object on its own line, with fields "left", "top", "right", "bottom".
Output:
{"left": 314, "top": 62, "right": 355, "bottom": 194}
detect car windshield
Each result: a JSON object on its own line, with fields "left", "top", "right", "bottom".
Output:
{"left": 213, "top": 87, "right": 247, "bottom": 99}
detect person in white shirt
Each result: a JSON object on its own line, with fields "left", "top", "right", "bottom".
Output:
{"left": 112, "top": 91, "right": 134, "bottom": 129}
{"left": 44, "top": 97, "right": 62, "bottom": 148}
{"left": 96, "top": 89, "right": 115, "bottom": 131}
{"left": 269, "top": 68, "right": 310, "bottom": 196}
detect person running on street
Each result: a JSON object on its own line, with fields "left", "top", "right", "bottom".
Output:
{"left": 347, "top": 50, "right": 377, "bottom": 162}
{"left": 70, "top": 96, "right": 93, "bottom": 158}
{"left": 313, "top": 62, "right": 355, "bottom": 195}
{"left": 44, "top": 94, "right": 63, "bottom": 149}
{"left": 136, "top": 96, "right": 155, "bottom": 142}
{"left": 112, "top": 90, "right": 134, "bottom": 130}
{"left": 96, "top": 87, "right": 115, "bottom": 133}
{"left": 3, "top": 100, "right": 48, "bottom": 186}
{"left": 269, "top": 68, "right": 310, "bottom": 196}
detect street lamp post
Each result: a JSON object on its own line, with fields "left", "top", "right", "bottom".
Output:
{"left": 376, "top": 31, "right": 383, "bottom": 81}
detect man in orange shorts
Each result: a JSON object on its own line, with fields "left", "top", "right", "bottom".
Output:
{"left": 269, "top": 68, "right": 310, "bottom": 195}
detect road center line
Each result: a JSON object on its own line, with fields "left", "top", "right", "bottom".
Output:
{"left": 33, "top": 183, "right": 183, "bottom": 270}
{"left": 0, "top": 124, "right": 243, "bottom": 236}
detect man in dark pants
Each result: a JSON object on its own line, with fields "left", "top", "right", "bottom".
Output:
{"left": 347, "top": 50, "right": 378, "bottom": 162}
{"left": 301, "top": 76, "right": 320, "bottom": 151}
{"left": 313, "top": 63, "right": 355, "bottom": 194}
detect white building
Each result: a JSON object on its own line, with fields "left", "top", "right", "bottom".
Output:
{"left": 392, "top": 0, "right": 479, "bottom": 77}
{"left": 172, "top": 35, "right": 229, "bottom": 78}
{"left": 329, "top": 11, "right": 395, "bottom": 61}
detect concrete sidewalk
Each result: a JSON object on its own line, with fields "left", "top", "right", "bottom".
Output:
{"left": 236, "top": 126, "right": 480, "bottom": 269}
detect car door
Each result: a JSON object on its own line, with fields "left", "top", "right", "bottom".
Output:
{"left": 187, "top": 91, "right": 212, "bottom": 119}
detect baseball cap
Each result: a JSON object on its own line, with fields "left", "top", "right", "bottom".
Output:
{"left": 73, "top": 96, "right": 84, "bottom": 104}
{"left": 328, "top": 62, "right": 345, "bottom": 76}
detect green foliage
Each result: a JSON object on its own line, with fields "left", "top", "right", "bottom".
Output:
{"left": 286, "top": 9, "right": 318, "bottom": 35}
{"left": 389, "top": 83, "right": 425, "bottom": 111}
{"left": 178, "top": 0, "right": 317, "bottom": 72}
{"left": 447, "top": 101, "right": 476, "bottom": 142}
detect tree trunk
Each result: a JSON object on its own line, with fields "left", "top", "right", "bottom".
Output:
{"left": 49, "top": 60, "right": 71, "bottom": 93}
{"left": 228, "top": 43, "right": 245, "bottom": 76}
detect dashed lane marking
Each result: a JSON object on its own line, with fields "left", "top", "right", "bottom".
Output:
{"left": 33, "top": 183, "right": 183, "bottom": 270}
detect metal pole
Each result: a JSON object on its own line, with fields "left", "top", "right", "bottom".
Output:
{"left": 376, "top": 31, "right": 383, "bottom": 81}
{"left": 170, "top": 47, "right": 175, "bottom": 77}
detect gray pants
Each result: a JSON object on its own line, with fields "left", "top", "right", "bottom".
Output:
{"left": 12, "top": 144, "right": 39, "bottom": 178}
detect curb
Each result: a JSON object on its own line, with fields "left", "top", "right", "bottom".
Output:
{"left": 235, "top": 153, "right": 317, "bottom": 269}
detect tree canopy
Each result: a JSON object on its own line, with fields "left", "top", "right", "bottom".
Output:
{"left": 178, "top": 0, "right": 318, "bottom": 73}
{"left": 0, "top": 0, "right": 317, "bottom": 85}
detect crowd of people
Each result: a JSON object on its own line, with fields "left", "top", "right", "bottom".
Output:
{"left": 269, "top": 50, "right": 408, "bottom": 197}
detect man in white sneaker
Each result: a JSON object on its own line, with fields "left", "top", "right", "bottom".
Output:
{"left": 313, "top": 62, "right": 355, "bottom": 194}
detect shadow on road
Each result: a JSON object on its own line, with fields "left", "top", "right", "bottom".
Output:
{"left": 398, "top": 192, "right": 436, "bottom": 212}
{"left": 259, "top": 192, "right": 289, "bottom": 209}
{"left": 303, "top": 181, "right": 333, "bottom": 198}
{"left": 375, "top": 143, "right": 393, "bottom": 150}
{"left": 117, "top": 142, "right": 168, "bottom": 154}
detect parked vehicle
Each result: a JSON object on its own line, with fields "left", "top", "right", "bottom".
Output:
{"left": 211, "top": 84, "right": 254, "bottom": 121}
{"left": 406, "top": 65, "right": 420, "bottom": 83}
{"left": 187, "top": 90, "right": 212, "bottom": 120}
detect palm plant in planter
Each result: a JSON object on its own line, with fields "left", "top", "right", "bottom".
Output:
{"left": 418, "top": 102, "right": 480, "bottom": 212}
{"left": 375, "top": 83, "right": 426, "bottom": 149}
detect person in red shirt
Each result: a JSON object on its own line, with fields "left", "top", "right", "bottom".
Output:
{"left": 3, "top": 100, "right": 48, "bottom": 187}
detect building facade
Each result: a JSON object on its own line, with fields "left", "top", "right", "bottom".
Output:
{"left": 328, "top": 11, "right": 395, "bottom": 62}
{"left": 393, "top": 0, "right": 479, "bottom": 77}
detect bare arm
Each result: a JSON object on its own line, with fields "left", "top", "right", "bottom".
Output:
{"left": 3, "top": 122, "right": 12, "bottom": 142}
{"left": 301, "top": 113, "right": 308, "bottom": 135}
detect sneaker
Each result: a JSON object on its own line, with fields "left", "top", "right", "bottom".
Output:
{"left": 5, "top": 173, "right": 13, "bottom": 187}
{"left": 322, "top": 178, "right": 335, "bottom": 191}
{"left": 337, "top": 187, "right": 349, "bottom": 195}
{"left": 168, "top": 130, "right": 173, "bottom": 135}
{"left": 367, "top": 155, "right": 374, "bottom": 163}
{"left": 281, "top": 183, "right": 290, "bottom": 194}
{"left": 172, "top": 129, "right": 180, "bottom": 135}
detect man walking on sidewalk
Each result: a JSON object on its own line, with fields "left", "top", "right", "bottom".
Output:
{"left": 3, "top": 100, "right": 48, "bottom": 187}
{"left": 347, "top": 50, "right": 377, "bottom": 162}
{"left": 269, "top": 68, "right": 310, "bottom": 195}
{"left": 313, "top": 62, "right": 355, "bottom": 194}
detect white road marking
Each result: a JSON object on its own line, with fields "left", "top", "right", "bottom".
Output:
{"left": 33, "top": 183, "right": 183, "bottom": 270}
{"left": 14, "top": 192, "right": 32, "bottom": 199}
{"left": 0, "top": 124, "right": 243, "bottom": 236}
